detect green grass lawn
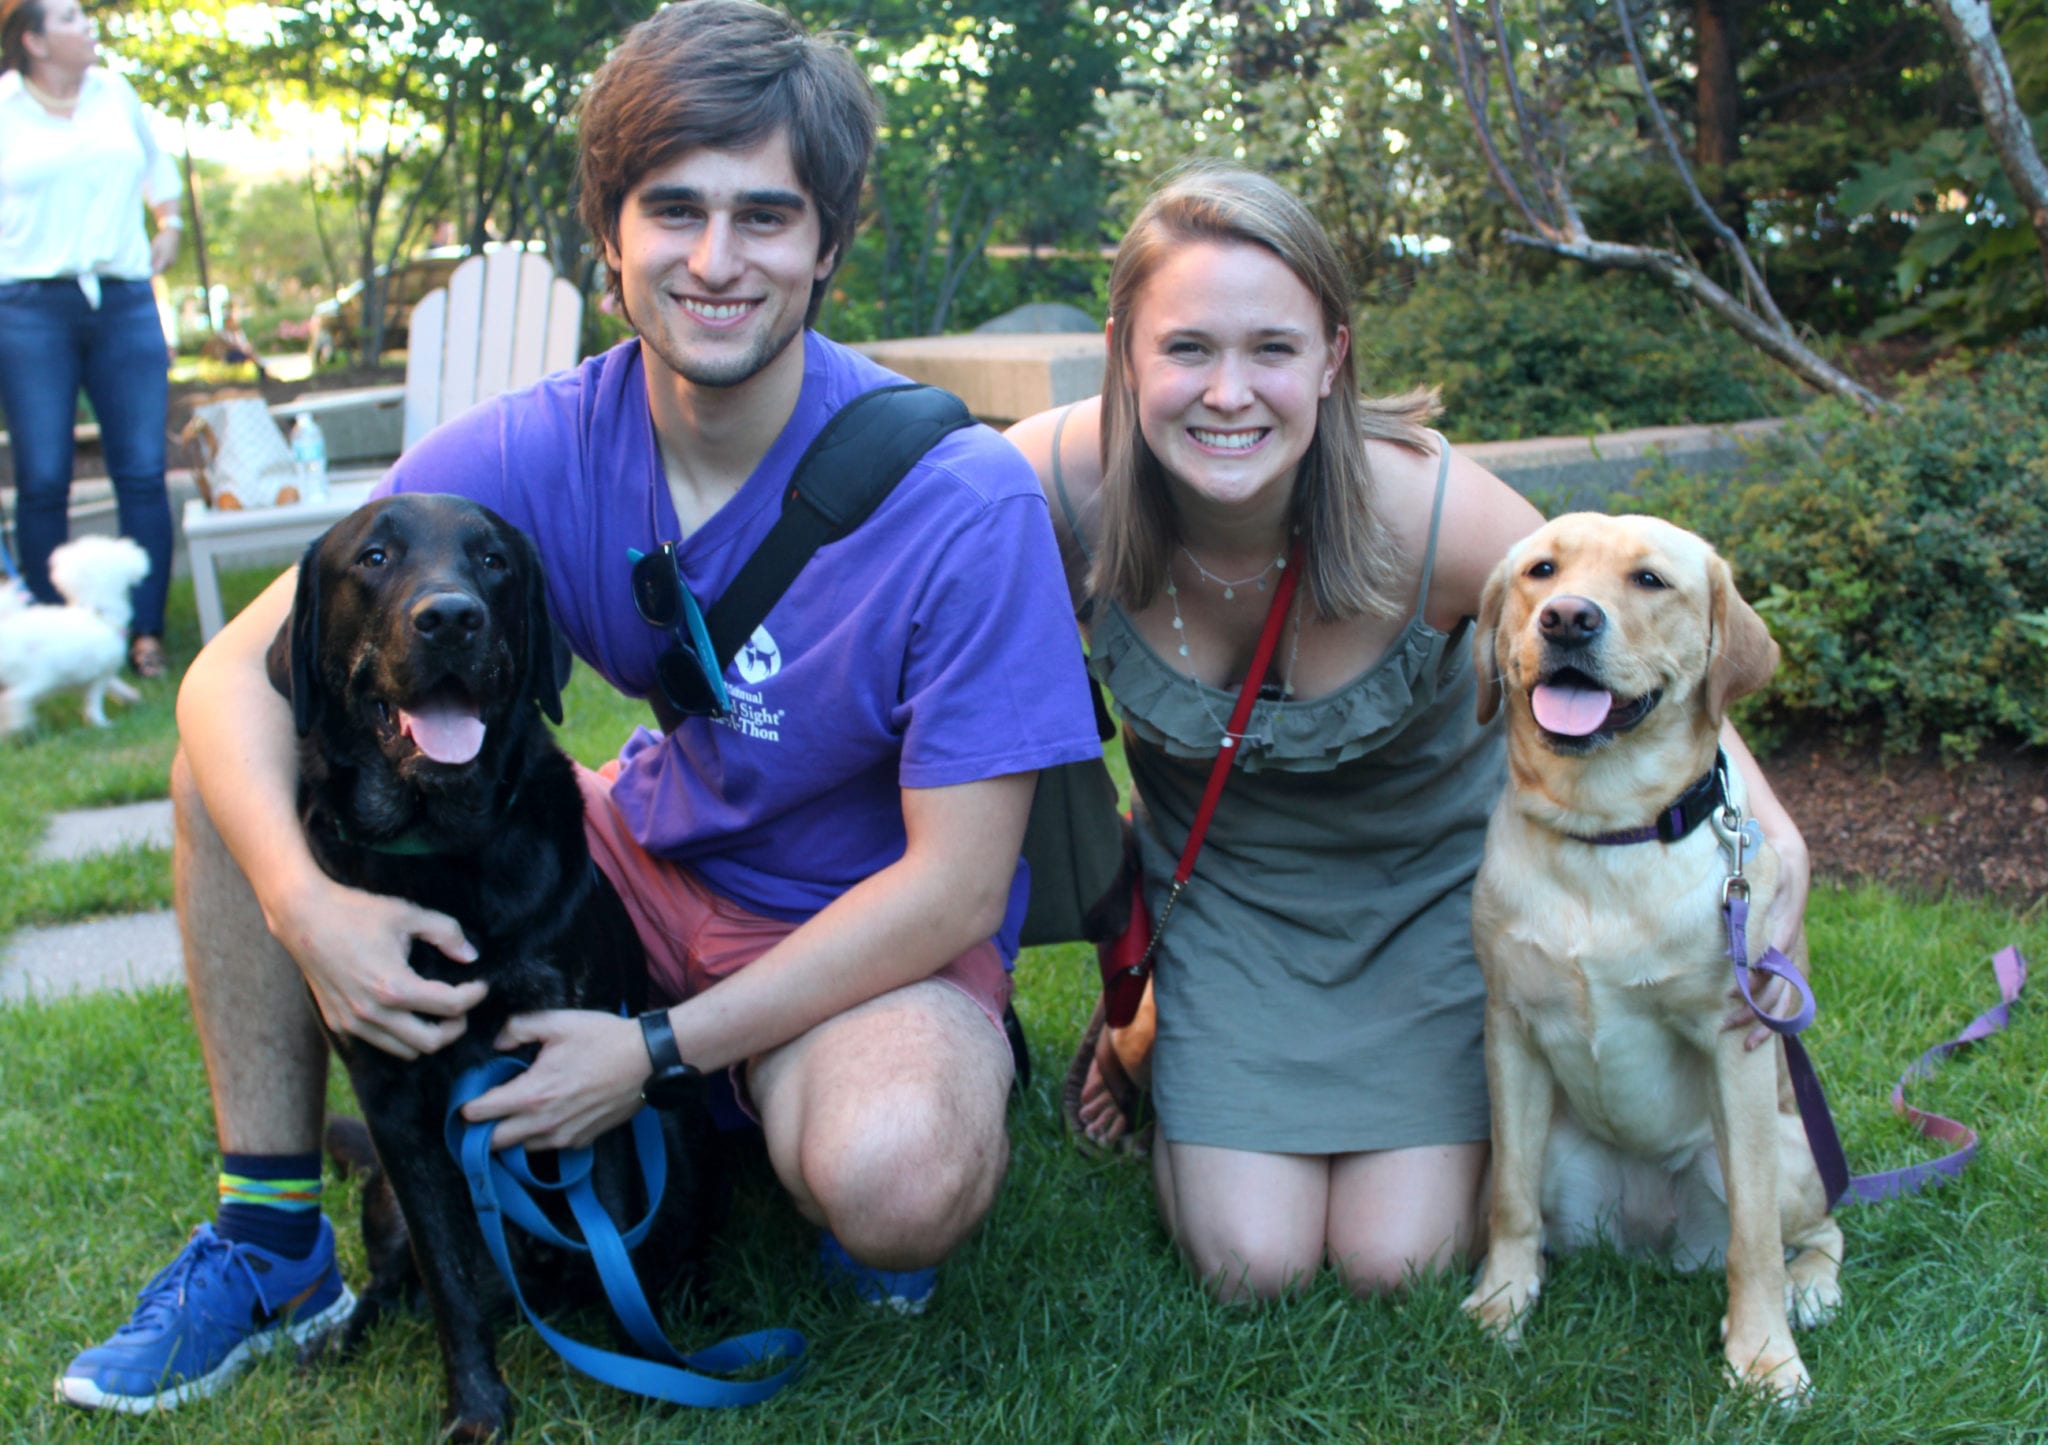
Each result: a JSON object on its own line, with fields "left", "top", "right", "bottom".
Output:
{"left": 1, "top": 568, "right": 2042, "bottom": 1442}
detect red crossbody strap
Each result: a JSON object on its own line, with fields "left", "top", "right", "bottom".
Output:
{"left": 1171, "top": 541, "right": 1303, "bottom": 887}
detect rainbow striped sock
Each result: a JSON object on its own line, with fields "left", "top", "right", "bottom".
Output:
{"left": 215, "top": 1152, "right": 323, "bottom": 1260}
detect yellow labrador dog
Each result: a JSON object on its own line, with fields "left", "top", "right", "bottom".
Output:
{"left": 1461, "top": 513, "right": 1842, "bottom": 1400}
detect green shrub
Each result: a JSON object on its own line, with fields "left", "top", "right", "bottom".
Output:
{"left": 1359, "top": 268, "right": 1809, "bottom": 442}
{"left": 1627, "top": 342, "right": 2048, "bottom": 759}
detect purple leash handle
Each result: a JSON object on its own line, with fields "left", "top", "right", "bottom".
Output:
{"left": 1721, "top": 903, "right": 2031, "bottom": 1208}
{"left": 1840, "top": 945, "right": 2029, "bottom": 1206}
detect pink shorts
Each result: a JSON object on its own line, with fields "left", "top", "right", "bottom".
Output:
{"left": 576, "top": 763, "right": 1012, "bottom": 1034}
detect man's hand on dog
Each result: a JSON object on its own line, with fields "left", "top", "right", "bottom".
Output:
{"left": 276, "top": 873, "right": 486, "bottom": 1060}
{"left": 460, "top": 1010, "right": 648, "bottom": 1152}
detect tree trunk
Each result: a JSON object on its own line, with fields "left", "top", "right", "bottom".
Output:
{"left": 1931, "top": 0, "right": 2048, "bottom": 285}
{"left": 1695, "top": 0, "right": 1744, "bottom": 223}
{"left": 177, "top": 141, "right": 213, "bottom": 330}
{"left": 1695, "top": 0, "right": 1741, "bottom": 170}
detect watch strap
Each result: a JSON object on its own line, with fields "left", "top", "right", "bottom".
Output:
{"left": 637, "top": 1009, "right": 689, "bottom": 1081}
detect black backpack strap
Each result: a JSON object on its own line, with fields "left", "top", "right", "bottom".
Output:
{"left": 702, "top": 383, "right": 974, "bottom": 668}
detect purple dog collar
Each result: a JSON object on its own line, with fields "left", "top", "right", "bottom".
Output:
{"left": 1571, "top": 751, "right": 1729, "bottom": 847}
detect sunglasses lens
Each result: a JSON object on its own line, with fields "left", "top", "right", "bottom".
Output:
{"left": 632, "top": 549, "right": 679, "bottom": 626}
{"left": 636, "top": 542, "right": 730, "bottom": 720}
{"left": 657, "top": 646, "right": 723, "bottom": 717}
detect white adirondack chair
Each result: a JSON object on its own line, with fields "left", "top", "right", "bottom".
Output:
{"left": 181, "top": 250, "right": 583, "bottom": 640}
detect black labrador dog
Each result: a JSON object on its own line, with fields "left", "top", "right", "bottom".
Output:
{"left": 271, "top": 492, "right": 718, "bottom": 1442}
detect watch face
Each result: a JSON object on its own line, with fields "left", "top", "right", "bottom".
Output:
{"left": 642, "top": 1066, "right": 698, "bottom": 1111}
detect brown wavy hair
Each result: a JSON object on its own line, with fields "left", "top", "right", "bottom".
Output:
{"left": 1, "top": 0, "right": 49, "bottom": 75}
{"left": 575, "top": 0, "right": 878, "bottom": 325}
{"left": 1094, "top": 163, "right": 1439, "bottom": 622}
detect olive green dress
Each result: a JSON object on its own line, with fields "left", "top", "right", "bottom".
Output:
{"left": 1066, "top": 437, "right": 1503, "bottom": 1154}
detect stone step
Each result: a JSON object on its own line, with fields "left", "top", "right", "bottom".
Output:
{"left": 36, "top": 799, "right": 173, "bottom": 863}
{"left": 0, "top": 909, "right": 181, "bottom": 1004}
{"left": 2, "top": 801, "right": 179, "bottom": 1006}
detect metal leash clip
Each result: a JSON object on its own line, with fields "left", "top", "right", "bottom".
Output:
{"left": 1711, "top": 800, "right": 1748, "bottom": 903}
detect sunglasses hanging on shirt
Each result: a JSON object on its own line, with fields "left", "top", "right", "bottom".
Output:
{"left": 625, "top": 384, "right": 975, "bottom": 732}
{"left": 628, "top": 542, "right": 733, "bottom": 720}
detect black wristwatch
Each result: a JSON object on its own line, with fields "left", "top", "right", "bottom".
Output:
{"left": 637, "top": 1009, "right": 698, "bottom": 1110}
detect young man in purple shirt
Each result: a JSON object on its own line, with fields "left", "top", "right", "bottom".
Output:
{"left": 58, "top": 0, "right": 1100, "bottom": 1414}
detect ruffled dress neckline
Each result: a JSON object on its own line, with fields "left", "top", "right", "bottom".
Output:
{"left": 1088, "top": 603, "right": 1471, "bottom": 773}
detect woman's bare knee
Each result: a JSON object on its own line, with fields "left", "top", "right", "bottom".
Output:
{"left": 1329, "top": 1233, "right": 1463, "bottom": 1298}
{"left": 1326, "top": 1142, "right": 1486, "bottom": 1297}
{"left": 1182, "top": 1230, "right": 1319, "bottom": 1305}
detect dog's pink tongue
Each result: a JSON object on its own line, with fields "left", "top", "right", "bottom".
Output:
{"left": 399, "top": 703, "right": 485, "bottom": 764}
{"left": 1532, "top": 681, "right": 1614, "bottom": 736}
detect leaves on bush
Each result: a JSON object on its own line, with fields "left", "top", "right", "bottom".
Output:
{"left": 1628, "top": 342, "right": 2048, "bottom": 759}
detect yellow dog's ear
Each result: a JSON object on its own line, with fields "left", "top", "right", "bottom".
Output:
{"left": 1705, "top": 551, "right": 1779, "bottom": 720}
{"left": 1473, "top": 558, "right": 1510, "bottom": 724}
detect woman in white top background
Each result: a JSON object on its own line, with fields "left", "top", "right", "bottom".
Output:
{"left": 0, "top": 0, "right": 180, "bottom": 677}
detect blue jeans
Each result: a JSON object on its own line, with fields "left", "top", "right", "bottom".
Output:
{"left": 0, "top": 277, "right": 173, "bottom": 636}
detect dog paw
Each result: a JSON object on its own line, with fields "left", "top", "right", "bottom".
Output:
{"left": 443, "top": 1377, "right": 516, "bottom": 1443}
{"left": 442, "top": 1407, "right": 512, "bottom": 1444}
{"left": 1723, "top": 1334, "right": 1812, "bottom": 1406}
{"left": 1787, "top": 1274, "right": 1842, "bottom": 1330}
{"left": 1460, "top": 1273, "right": 1539, "bottom": 1343}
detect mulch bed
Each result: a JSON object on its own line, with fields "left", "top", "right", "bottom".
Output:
{"left": 1765, "top": 730, "right": 2048, "bottom": 905}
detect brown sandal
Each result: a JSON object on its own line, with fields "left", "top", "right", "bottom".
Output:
{"left": 128, "top": 635, "right": 168, "bottom": 679}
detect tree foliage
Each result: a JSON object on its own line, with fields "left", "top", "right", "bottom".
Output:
{"left": 93, "top": 0, "right": 2048, "bottom": 379}
{"left": 802, "top": 0, "right": 1129, "bottom": 337}
{"left": 1837, "top": 0, "right": 2048, "bottom": 346}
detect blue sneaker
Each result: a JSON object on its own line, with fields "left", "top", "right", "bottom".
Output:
{"left": 56, "top": 1219, "right": 355, "bottom": 1413}
{"left": 817, "top": 1230, "right": 935, "bottom": 1316}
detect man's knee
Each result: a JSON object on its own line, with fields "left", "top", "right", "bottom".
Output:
{"left": 171, "top": 747, "right": 227, "bottom": 871}
{"left": 798, "top": 1077, "right": 1009, "bottom": 1267}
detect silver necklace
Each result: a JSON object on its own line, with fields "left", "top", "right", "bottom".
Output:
{"left": 1166, "top": 565, "right": 1306, "bottom": 748}
{"left": 1178, "top": 543, "right": 1286, "bottom": 601}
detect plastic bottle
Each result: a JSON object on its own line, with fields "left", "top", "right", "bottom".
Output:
{"left": 289, "top": 411, "right": 329, "bottom": 502}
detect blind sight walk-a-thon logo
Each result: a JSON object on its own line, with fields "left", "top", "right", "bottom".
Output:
{"left": 736, "top": 626, "right": 782, "bottom": 685}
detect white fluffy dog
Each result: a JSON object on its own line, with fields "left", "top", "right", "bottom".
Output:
{"left": 0, "top": 535, "right": 152, "bottom": 735}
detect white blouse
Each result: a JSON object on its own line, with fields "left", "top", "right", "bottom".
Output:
{"left": 0, "top": 66, "right": 182, "bottom": 298}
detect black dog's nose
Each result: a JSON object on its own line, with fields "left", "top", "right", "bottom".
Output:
{"left": 411, "top": 590, "right": 486, "bottom": 640}
{"left": 1539, "top": 595, "right": 1605, "bottom": 645}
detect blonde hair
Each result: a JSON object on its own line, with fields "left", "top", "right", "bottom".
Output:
{"left": 1093, "top": 162, "right": 1438, "bottom": 622}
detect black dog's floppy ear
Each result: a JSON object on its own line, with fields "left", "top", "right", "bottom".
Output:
{"left": 509, "top": 522, "right": 566, "bottom": 726}
{"left": 266, "top": 532, "right": 330, "bottom": 737}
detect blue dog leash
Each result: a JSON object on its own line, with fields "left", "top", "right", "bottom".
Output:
{"left": 446, "top": 1056, "right": 806, "bottom": 1407}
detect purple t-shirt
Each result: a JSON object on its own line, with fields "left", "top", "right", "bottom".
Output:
{"left": 375, "top": 334, "right": 1099, "bottom": 956}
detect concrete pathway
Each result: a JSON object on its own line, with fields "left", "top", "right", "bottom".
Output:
{"left": 35, "top": 799, "right": 173, "bottom": 863}
{"left": 3, "top": 800, "right": 181, "bottom": 1005}
{"left": 0, "top": 911, "right": 181, "bottom": 1004}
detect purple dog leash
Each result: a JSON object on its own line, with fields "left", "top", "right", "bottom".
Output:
{"left": 1584, "top": 757, "right": 2030, "bottom": 1210}
{"left": 1719, "top": 837, "right": 2029, "bottom": 1208}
